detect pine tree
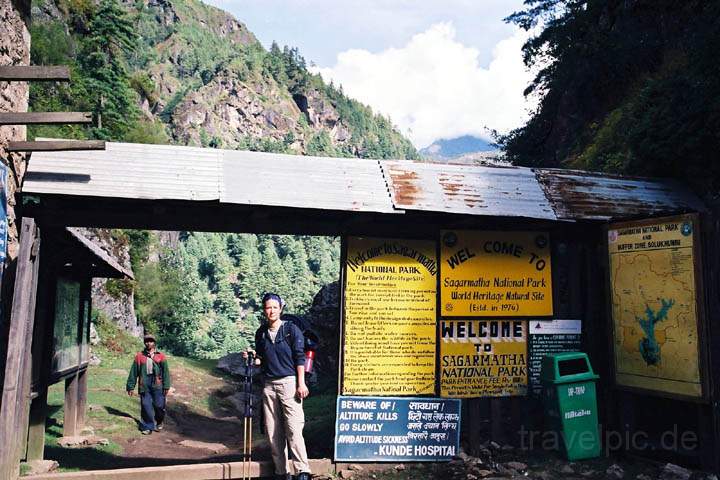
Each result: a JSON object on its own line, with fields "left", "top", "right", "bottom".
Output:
{"left": 79, "top": 0, "right": 139, "bottom": 139}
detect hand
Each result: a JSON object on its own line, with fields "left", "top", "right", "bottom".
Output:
{"left": 127, "top": 390, "right": 134, "bottom": 397}
{"left": 296, "top": 383, "right": 309, "bottom": 400}
{"left": 241, "top": 349, "right": 256, "bottom": 359}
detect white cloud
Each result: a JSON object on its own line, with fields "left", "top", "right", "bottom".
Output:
{"left": 312, "top": 22, "right": 535, "bottom": 148}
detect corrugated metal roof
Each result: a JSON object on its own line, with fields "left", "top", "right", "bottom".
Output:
{"left": 24, "top": 141, "right": 221, "bottom": 201}
{"left": 536, "top": 169, "right": 706, "bottom": 221}
{"left": 381, "top": 160, "right": 558, "bottom": 220}
{"left": 221, "top": 150, "right": 396, "bottom": 213}
{"left": 22, "top": 141, "right": 706, "bottom": 222}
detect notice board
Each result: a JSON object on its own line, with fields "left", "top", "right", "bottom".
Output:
{"left": 335, "top": 396, "right": 461, "bottom": 461}
{"left": 439, "top": 319, "right": 528, "bottom": 397}
{"left": 52, "top": 278, "right": 81, "bottom": 374}
{"left": 440, "top": 230, "right": 553, "bottom": 317}
{"left": 343, "top": 237, "right": 437, "bottom": 395}
{"left": 528, "top": 319, "right": 581, "bottom": 395}
{"left": 608, "top": 214, "right": 703, "bottom": 398}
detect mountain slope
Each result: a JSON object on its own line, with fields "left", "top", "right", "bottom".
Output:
{"left": 29, "top": 0, "right": 418, "bottom": 159}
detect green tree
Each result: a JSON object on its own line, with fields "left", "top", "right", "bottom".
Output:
{"left": 80, "top": 0, "right": 140, "bottom": 139}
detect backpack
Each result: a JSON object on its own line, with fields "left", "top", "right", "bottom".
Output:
{"left": 280, "top": 313, "right": 319, "bottom": 351}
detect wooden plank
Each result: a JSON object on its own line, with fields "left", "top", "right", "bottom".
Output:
{"left": 8, "top": 140, "right": 105, "bottom": 152}
{"left": 0, "top": 112, "right": 92, "bottom": 125}
{"left": 0, "top": 66, "right": 70, "bottom": 81}
{"left": 0, "top": 218, "right": 40, "bottom": 480}
{"left": 23, "top": 459, "right": 333, "bottom": 480}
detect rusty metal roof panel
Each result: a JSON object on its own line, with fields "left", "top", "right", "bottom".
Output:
{"left": 381, "top": 160, "right": 557, "bottom": 220}
{"left": 536, "top": 169, "right": 706, "bottom": 220}
{"left": 23, "top": 141, "right": 221, "bottom": 201}
{"left": 221, "top": 150, "right": 397, "bottom": 213}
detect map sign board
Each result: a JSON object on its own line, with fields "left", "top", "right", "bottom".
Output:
{"left": 335, "top": 396, "right": 461, "bottom": 461}
{"left": 440, "top": 230, "right": 553, "bottom": 317}
{"left": 343, "top": 237, "right": 437, "bottom": 395}
{"left": 528, "top": 320, "right": 582, "bottom": 395}
{"left": 440, "top": 319, "right": 527, "bottom": 397}
{"left": 608, "top": 215, "right": 702, "bottom": 397}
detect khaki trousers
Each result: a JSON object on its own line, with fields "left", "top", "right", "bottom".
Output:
{"left": 263, "top": 376, "right": 311, "bottom": 475}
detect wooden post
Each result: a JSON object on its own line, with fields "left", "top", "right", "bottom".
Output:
{"left": 26, "top": 389, "right": 48, "bottom": 461}
{"left": 63, "top": 373, "right": 79, "bottom": 437}
{"left": 0, "top": 218, "right": 41, "bottom": 480}
{"left": 76, "top": 369, "right": 88, "bottom": 432}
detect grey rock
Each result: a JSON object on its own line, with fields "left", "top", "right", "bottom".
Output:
{"left": 606, "top": 464, "right": 625, "bottom": 479}
{"left": 178, "top": 439, "right": 228, "bottom": 453}
{"left": 23, "top": 460, "right": 59, "bottom": 475}
{"left": 58, "top": 435, "right": 109, "bottom": 447}
{"left": 560, "top": 465, "right": 576, "bottom": 474}
{"left": 89, "top": 352, "right": 101, "bottom": 366}
{"left": 90, "top": 322, "right": 100, "bottom": 345}
{"left": 505, "top": 462, "right": 528, "bottom": 473}
{"left": 659, "top": 463, "right": 691, "bottom": 480}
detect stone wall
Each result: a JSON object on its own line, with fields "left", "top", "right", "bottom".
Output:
{"left": 1, "top": 0, "right": 31, "bottom": 265}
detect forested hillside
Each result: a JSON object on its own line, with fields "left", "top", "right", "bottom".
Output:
{"left": 26, "top": 0, "right": 417, "bottom": 357}
{"left": 501, "top": 0, "right": 720, "bottom": 199}
{"left": 111, "top": 230, "right": 339, "bottom": 359}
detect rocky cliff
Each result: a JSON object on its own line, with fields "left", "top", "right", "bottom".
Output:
{"left": 77, "top": 229, "right": 141, "bottom": 336}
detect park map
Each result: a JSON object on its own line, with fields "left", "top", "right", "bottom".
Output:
{"left": 608, "top": 215, "right": 702, "bottom": 397}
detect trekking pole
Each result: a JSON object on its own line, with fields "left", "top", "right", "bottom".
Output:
{"left": 242, "top": 351, "right": 254, "bottom": 480}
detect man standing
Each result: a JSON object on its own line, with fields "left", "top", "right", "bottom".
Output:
{"left": 245, "top": 293, "right": 311, "bottom": 480}
{"left": 126, "top": 333, "right": 171, "bottom": 435}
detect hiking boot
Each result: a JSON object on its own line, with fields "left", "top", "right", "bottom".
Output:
{"left": 295, "top": 473, "right": 311, "bottom": 480}
{"left": 140, "top": 429, "right": 151, "bottom": 435}
{"left": 154, "top": 424, "right": 164, "bottom": 432}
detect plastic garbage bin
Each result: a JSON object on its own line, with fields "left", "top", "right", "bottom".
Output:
{"left": 540, "top": 352, "right": 601, "bottom": 460}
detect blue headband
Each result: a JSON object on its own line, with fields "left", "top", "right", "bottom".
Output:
{"left": 262, "top": 293, "right": 283, "bottom": 308}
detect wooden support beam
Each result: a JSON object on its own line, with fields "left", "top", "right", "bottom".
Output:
{"left": 0, "top": 112, "right": 92, "bottom": 125}
{"left": 76, "top": 370, "right": 88, "bottom": 433}
{"left": 63, "top": 374, "right": 79, "bottom": 437}
{"left": 0, "top": 66, "right": 70, "bottom": 81}
{"left": 26, "top": 389, "right": 49, "bottom": 462}
{"left": 8, "top": 140, "right": 105, "bottom": 152}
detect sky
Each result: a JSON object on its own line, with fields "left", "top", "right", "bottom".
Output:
{"left": 203, "top": 0, "right": 535, "bottom": 149}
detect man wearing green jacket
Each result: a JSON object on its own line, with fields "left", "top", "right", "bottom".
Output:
{"left": 126, "top": 334, "right": 171, "bottom": 434}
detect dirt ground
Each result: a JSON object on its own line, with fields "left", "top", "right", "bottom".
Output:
{"left": 97, "top": 361, "right": 273, "bottom": 468}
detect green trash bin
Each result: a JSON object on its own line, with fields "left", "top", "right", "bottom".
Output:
{"left": 540, "top": 352, "right": 601, "bottom": 460}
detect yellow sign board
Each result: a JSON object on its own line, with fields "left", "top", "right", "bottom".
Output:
{"left": 608, "top": 215, "right": 702, "bottom": 397}
{"left": 440, "top": 231, "right": 553, "bottom": 317}
{"left": 343, "top": 237, "right": 437, "bottom": 395}
{"left": 440, "top": 320, "right": 527, "bottom": 397}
